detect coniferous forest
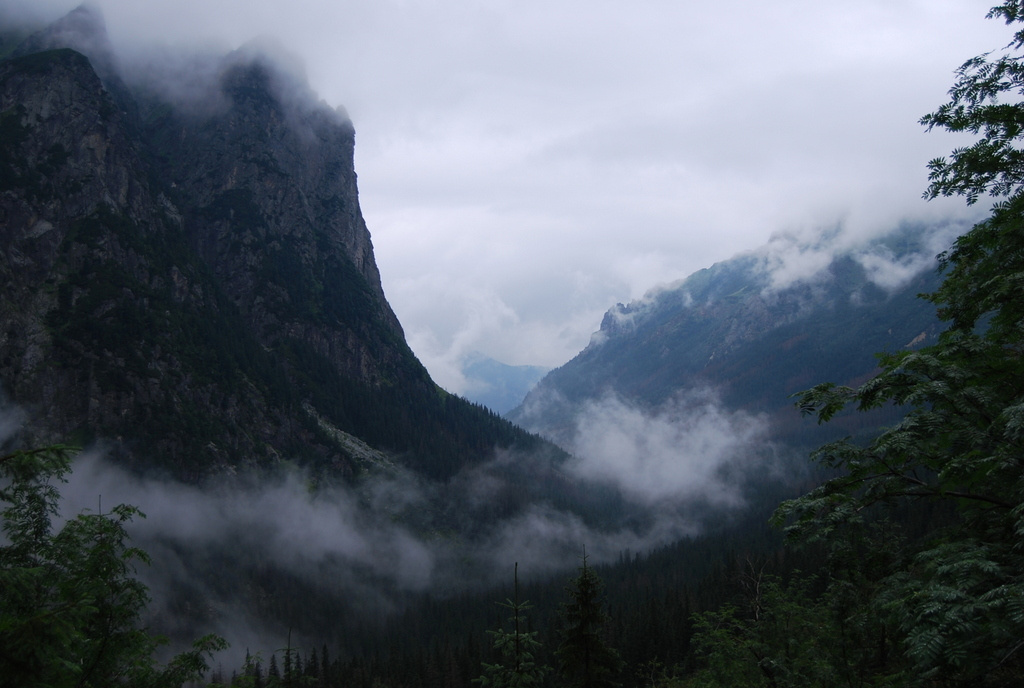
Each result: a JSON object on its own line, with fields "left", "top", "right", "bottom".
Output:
{"left": 4, "top": 2, "right": 1024, "bottom": 687}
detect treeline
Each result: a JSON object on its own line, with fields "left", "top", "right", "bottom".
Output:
{"left": 199, "top": 485, "right": 818, "bottom": 688}
{"left": 0, "top": 439, "right": 976, "bottom": 688}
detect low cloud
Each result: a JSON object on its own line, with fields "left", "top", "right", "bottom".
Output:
{"left": 852, "top": 221, "right": 967, "bottom": 292}
{"left": 36, "top": 385, "right": 775, "bottom": 648}
{"left": 480, "top": 388, "right": 778, "bottom": 575}
{"left": 749, "top": 217, "right": 974, "bottom": 295}
{"left": 3, "top": 377, "right": 786, "bottom": 667}
{"left": 0, "top": 401, "right": 25, "bottom": 445}
{"left": 568, "top": 389, "right": 770, "bottom": 508}
{"left": 477, "top": 503, "right": 705, "bottom": 578}
{"left": 61, "top": 452, "right": 437, "bottom": 591}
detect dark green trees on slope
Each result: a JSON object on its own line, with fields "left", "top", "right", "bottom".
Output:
{"left": 687, "top": 3, "right": 1024, "bottom": 686}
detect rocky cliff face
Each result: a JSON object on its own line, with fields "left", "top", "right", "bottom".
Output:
{"left": 1, "top": 47, "right": 161, "bottom": 445}
{"left": 0, "top": 8, "right": 545, "bottom": 481}
{"left": 141, "top": 54, "right": 405, "bottom": 386}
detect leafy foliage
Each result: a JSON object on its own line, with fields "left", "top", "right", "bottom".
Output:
{"left": 769, "top": 3, "right": 1024, "bottom": 685}
{"left": 0, "top": 445, "right": 225, "bottom": 687}
{"left": 921, "top": 3, "right": 1024, "bottom": 205}
{"left": 686, "top": 574, "right": 839, "bottom": 688}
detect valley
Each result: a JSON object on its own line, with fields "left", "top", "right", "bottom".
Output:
{"left": 3, "top": 4, "right": 1023, "bottom": 687}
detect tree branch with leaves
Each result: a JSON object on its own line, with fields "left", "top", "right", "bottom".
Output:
{"left": 0, "top": 444, "right": 226, "bottom": 687}
{"left": 771, "top": 4, "right": 1024, "bottom": 685}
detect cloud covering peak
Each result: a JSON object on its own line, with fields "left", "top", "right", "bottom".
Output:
{"left": 4, "top": 0, "right": 1002, "bottom": 393}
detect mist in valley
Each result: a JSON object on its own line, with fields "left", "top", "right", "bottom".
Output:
{"left": 0, "top": 377, "right": 791, "bottom": 667}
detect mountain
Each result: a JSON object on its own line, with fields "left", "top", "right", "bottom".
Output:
{"left": 0, "top": 6, "right": 556, "bottom": 482}
{"left": 459, "top": 353, "right": 549, "bottom": 414}
{"left": 508, "top": 226, "right": 954, "bottom": 450}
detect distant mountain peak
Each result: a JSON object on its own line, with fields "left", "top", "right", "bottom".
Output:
{"left": 457, "top": 353, "right": 549, "bottom": 414}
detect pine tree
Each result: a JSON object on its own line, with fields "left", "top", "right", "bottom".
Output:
{"left": 320, "top": 643, "right": 330, "bottom": 687}
{"left": 235, "top": 650, "right": 265, "bottom": 688}
{"left": 556, "top": 550, "right": 623, "bottom": 688}
{"left": 475, "top": 563, "right": 549, "bottom": 688}
{"left": 306, "top": 646, "right": 320, "bottom": 686}
{"left": 268, "top": 653, "right": 280, "bottom": 684}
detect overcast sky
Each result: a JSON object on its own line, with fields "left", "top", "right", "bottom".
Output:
{"left": 7, "top": 0, "right": 1009, "bottom": 393}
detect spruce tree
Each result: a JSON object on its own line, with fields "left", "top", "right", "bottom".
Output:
{"left": 556, "top": 550, "right": 623, "bottom": 688}
{"left": 475, "top": 563, "right": 549, "bottom": 688}
{"left": 268, "top": 653, "right": 280, "bottom": 684}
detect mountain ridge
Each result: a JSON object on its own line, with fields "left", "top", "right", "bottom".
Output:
{"left": 508, "top": 225, "right": 955, "bottom": 448}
